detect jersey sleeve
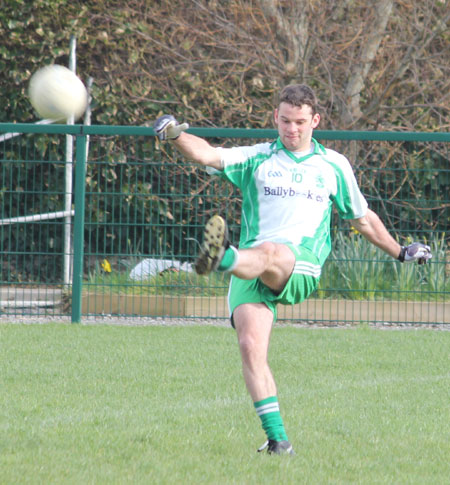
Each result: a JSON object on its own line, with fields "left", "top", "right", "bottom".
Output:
{"left": 328, "top": 153, "right": 368, "bottom": 220}
{"left": 211, "top": 143, "right": 273, "bottom": 190}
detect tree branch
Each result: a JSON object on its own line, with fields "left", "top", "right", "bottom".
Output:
{"left": 341, "top": 0, "right": 394, "bottom": 126}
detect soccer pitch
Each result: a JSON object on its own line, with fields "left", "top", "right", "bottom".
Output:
{"left": 1, "top": 322, "right": 449, "bottom": 484}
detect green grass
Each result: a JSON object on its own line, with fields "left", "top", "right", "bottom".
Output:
{"left": 1, "top": 323, "right": 449, "bottom": 484}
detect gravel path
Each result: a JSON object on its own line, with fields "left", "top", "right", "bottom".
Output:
{"left": 1, "top": 314, "right": 449, "bottom": 330}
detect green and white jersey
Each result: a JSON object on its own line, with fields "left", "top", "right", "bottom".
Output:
{"left": 213, "top": 137, "right": 368, "bottom": 266}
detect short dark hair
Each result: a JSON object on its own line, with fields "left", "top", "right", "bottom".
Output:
{"left": 278, "top": 84, "right": 319, "bottom": 114}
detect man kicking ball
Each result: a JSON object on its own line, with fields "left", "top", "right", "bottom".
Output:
{"left": 153, "top": 84, "right": 432, "bottom": 455}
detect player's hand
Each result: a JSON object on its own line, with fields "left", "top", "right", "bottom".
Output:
{"left": 153, "top": 115, "right": 189, "bottom": 141}
{"left": 398, "top": 242, "right": 432, "bottom": 264}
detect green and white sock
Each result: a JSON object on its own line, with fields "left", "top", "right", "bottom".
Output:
{"left": 217, "top": 245, "right": 239, "bottom": 272}
{"left": 254, "top": 396, "right": 289, "bottom": 442}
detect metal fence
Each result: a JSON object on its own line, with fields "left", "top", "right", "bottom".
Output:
{"left": 1, "top": 123, "right": 449, "bottom": 325}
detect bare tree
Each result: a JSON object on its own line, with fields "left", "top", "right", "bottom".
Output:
{"left": 258, "top": 0, "right": 314, "bottom": 79}
{"left": 77, "top": 0, "right": 448, "bottom": 132}
{"left": 340, "top": 0, "right": 394, "bottom": 126}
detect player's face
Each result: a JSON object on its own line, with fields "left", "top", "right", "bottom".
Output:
{"left": 274, "top": 102, "right": 320, "bottom": 152}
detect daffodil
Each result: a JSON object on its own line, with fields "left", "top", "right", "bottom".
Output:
{"left": 101, "top": 258, "right": 112, "bottom": 273}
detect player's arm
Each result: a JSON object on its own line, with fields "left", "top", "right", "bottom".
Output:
{"left": 351, "top": 209, "right": 400, "bottom": 258}
{"left": 350, "top": 208, "right": 432, "bottom": 264}
{"left": 153, "top": 115, "right": 222, "bottom": 170}
{"left": 173, "top": 132, "right": 222, "bottom": 169}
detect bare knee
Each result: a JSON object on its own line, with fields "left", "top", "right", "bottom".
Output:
{"left": 238, "top": 333, "right": 268, "bottom": 372}
{"left": 254, "top": 241, "right": 279, "bottom": 269}
{"left": 234, "top": 303, "right": 273, "bottom": 366}
{"left": 257, "top": 242, "right": 295, "bottom": 291}
{"left": 258, "top": 241, "right": 277, "bottom": 259}
{"left": 238, "top": 332, "right": 257, "bottom": 359}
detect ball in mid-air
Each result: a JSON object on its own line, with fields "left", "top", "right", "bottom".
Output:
{"left": 28, "top": 64, "right": 88, "bottom": 121}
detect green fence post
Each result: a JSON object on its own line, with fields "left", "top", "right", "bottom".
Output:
{"left": 71, "top": 133, "right": 87, "bottom": 323}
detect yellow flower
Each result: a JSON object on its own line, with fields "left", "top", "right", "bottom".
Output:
{"left": 350, "top": 226, "right": 360, "bottom": 235}
{"left": 101, "top": 259, "right": 112, "bottom": 273}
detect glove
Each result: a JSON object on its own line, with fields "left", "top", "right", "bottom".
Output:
{"left": 153, "top": 114, "right": 189, "bottom": 141}
{"left": 398, "top": 242, "right": 432, "bottom": 264}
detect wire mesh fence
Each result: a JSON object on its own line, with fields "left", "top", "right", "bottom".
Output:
{"left": 1, "top": 124, "right": 449, "bottom": 324}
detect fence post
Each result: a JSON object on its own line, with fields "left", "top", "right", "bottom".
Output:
{"left": 71, "top": 133, "right": 88, "bottom": 323}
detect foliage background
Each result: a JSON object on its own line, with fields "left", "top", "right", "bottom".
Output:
{"left": 0, "top": 0, "right": 449, "bottom": 285}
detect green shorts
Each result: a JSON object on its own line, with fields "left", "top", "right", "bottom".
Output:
{"left": 228, "top": 244, "right": 321, "bottom": 324}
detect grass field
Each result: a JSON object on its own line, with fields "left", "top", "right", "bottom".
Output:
{"left": 1, "top": 322, "right": 449, "bottom": 484}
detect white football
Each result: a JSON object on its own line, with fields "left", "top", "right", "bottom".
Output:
{"left": 28, "top": 65, "right": 88, "bottom": 121}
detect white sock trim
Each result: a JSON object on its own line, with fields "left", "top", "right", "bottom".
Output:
{"left": 226, "top": 245, "right": 240, "bottom": 272}
{"left": 255, "top": 402, "right": 280, "bottom": 416}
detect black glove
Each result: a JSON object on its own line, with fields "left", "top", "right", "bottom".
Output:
{"left": 153, "top": 114, "right": 189, "bottom": 141}
{"left": 398, "top": 242, "right": 432, "bottom": 264}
